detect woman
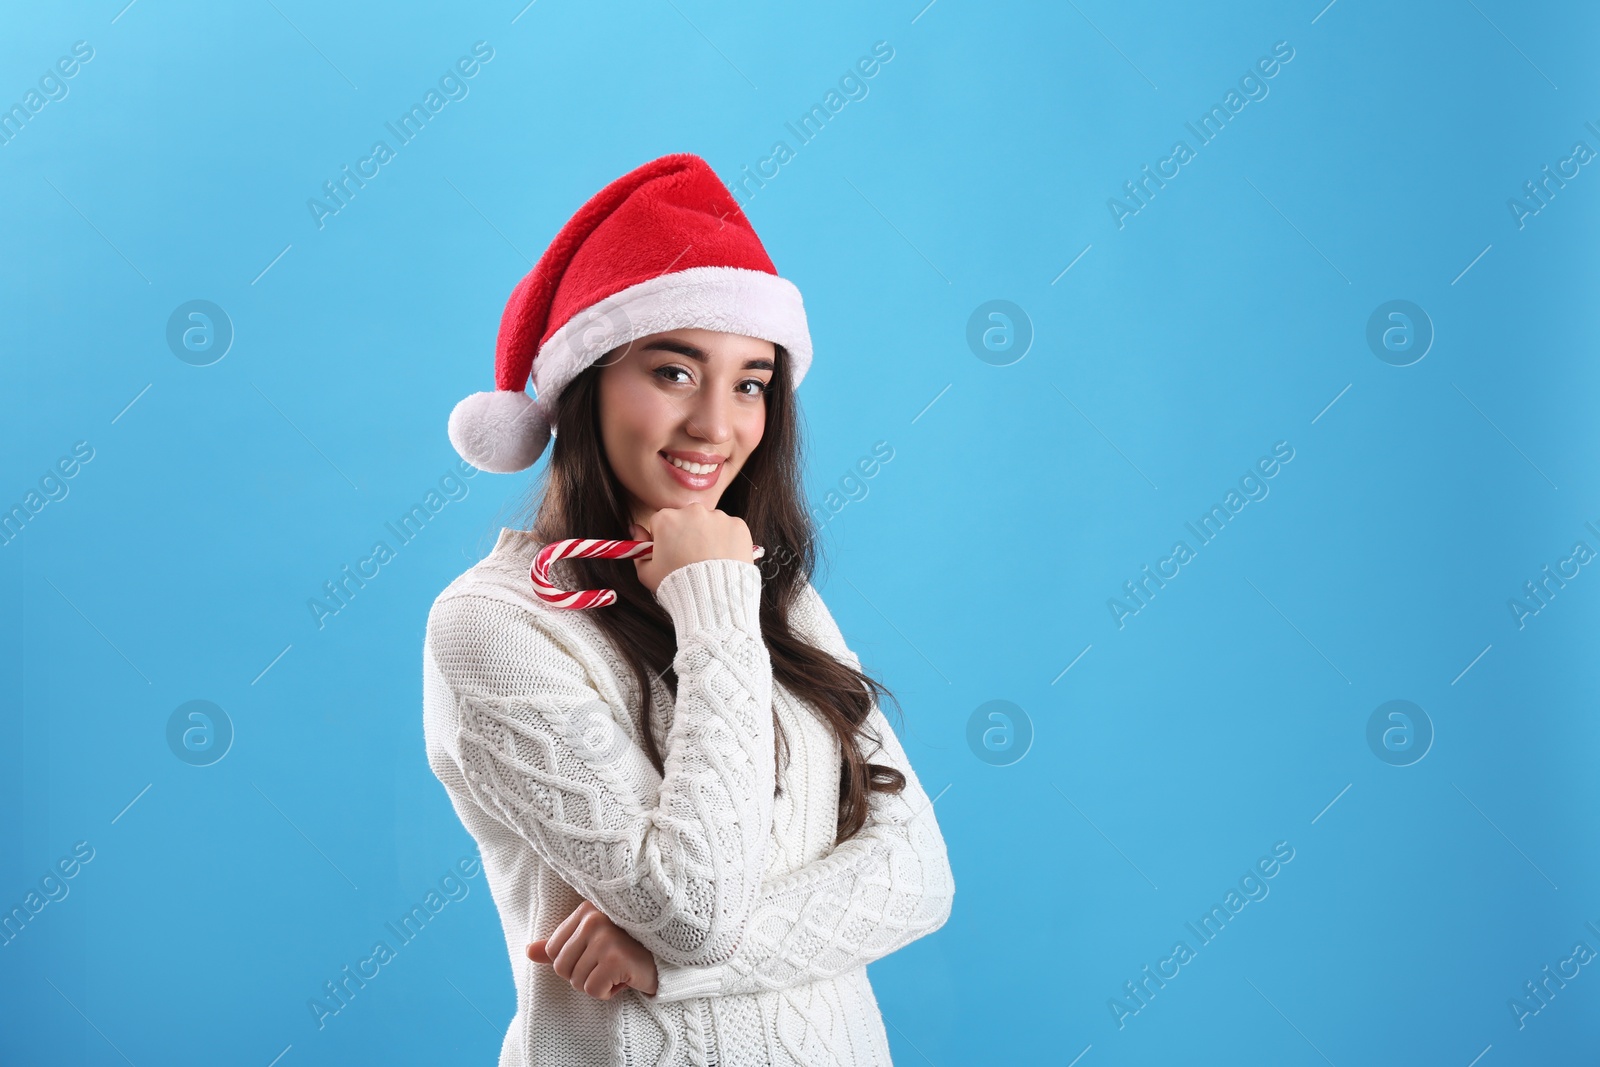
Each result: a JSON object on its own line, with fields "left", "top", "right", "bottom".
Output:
{"left": 423, "top": 152, "right": 955, "bottom": 1066}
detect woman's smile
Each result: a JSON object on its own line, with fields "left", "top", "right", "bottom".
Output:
{"left": 658, "top": 448, "right": 726, "bottom": 490}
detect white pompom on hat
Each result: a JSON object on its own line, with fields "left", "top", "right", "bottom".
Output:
{"left": 448, "top": 152, "right": 814, "bottom": 473}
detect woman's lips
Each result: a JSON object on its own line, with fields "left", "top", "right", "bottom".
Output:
{"left": 659, "top": 450, "right": 722, "bottom": 490}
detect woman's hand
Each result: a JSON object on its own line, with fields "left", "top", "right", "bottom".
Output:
{"left": 527, "top": 899, "right": 659, "bottom": 1000}
{"left": 630, "top": 501, "right": 756, "bottom": 596}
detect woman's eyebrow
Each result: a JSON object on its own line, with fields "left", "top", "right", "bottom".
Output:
{"left": 641, "top": 339, "right": 774, "bottom": 371}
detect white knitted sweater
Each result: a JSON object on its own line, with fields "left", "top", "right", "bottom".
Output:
{"left": 422, "top": 528, "right": 955, "bottom": 1066}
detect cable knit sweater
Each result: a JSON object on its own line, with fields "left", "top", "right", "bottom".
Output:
{"left": 422, "top": 528, "right": 955, "bottom": 1067}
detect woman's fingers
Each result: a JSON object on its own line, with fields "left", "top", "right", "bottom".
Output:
{"left": 541, "top": 900, "right": 593, "bottom": 972}
{"left": 570, "top": 941, "right": 607, "bottom": 997}
{"left": 529, "top": 899, "right": 594, "bottom": 975}
{"left": 527, "top": 932, "right": 606, "bottom": 992}
{"left": 527, "top": 899, "right": 648, "bottom": 1001}
{"left": 550, "top": 906, "right": 606, "bottom": 981}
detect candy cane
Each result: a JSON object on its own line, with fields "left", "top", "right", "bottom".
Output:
{"left": 531, "top": 537, "right": 767, "bottom": 610}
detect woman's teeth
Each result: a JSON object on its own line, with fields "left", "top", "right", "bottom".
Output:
{"left": 666, "top": 455, "right": 719, "bottom": 475}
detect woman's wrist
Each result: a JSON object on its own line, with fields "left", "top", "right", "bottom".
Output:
{"left": 653, "top": 557, "right": 764, "bottom": 641}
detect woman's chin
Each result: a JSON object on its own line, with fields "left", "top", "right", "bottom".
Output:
{"left": 662, "top": 484, "right": 722, "bottom": 509}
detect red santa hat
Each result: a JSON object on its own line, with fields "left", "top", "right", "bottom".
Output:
{"left": 447, "top": 152, "right": 813, "bottom": 473}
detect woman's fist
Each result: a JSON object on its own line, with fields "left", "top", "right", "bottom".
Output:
{"left": 526, "top": 899, "right": 659, "bottom": 999}
{"left": 630, "top": 502, "right": 755, "bottom": 596}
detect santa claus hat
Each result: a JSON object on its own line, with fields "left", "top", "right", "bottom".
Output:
{"left": 447, "top": 152, "right": 813, "bottom": 473}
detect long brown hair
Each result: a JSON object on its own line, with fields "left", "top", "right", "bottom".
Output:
{"left": 506, "top": 339, "right": 905, "bottom": 845}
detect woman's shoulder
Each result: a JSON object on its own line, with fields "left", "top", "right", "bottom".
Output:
{"left": 789, "top": 575, "right": 857, "bottom": 666}
{"left": 431, "top": 527, "right": 551, "bottom": 616}
{"left": 424, "top": 529, "right": 595, "bottom": 681}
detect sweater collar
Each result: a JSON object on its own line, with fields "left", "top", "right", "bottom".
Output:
{"left": 493, "top": 527, "right": 543, "bottom": 559}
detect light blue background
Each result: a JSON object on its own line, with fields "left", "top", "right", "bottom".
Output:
{"left": 4, "top": 0, "right": 1599, "bottom": 1063}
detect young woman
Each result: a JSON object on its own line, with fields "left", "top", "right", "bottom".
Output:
{"left": 423, "top": 153, "right": 955, "bottom": 1066}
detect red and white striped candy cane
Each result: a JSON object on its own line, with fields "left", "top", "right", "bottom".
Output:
{"left": 531, "top": 537, "right": 767, "bottom": 610}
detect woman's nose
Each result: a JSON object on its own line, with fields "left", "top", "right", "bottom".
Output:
{"left": 684, "top": 389, "right": 732, "bottom": 442}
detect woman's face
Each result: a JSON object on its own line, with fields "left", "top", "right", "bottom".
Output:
{"left": 595, "top": 327, "right": 776, "bottom": 529}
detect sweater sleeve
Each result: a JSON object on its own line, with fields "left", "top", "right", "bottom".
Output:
{"left": 425, "top": 558, "right": 777, "bottom": 969}
{"left": 648, "top": 581, "right": 955, "bottom": 1002}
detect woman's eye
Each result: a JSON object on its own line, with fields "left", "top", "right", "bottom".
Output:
{"left": 655, "top": 366, "right": 768, "bottom": 396}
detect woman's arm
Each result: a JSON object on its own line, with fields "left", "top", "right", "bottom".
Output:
{"left": 426, "top": 558, "right": 777, "bottom": 969}
{"left": 647, "top": 581, "right": 956, "bottom": 1002}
